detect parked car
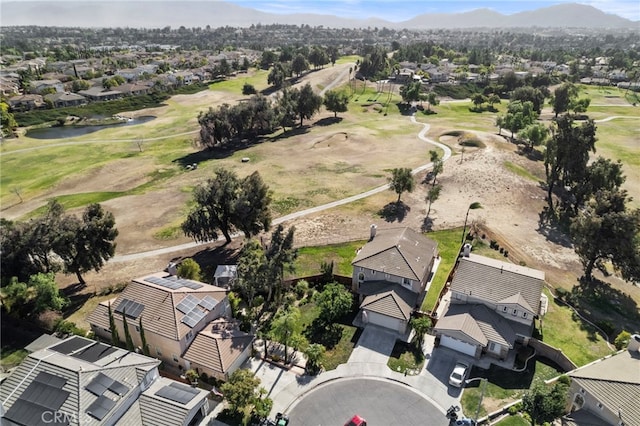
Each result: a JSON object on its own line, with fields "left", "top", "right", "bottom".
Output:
{"left": 345, "top": 415, "right": 367, "bottom": 426}
{"left": 455, "top": 418, "right": 476, "bottom": 426}
{"left": 275, "top": 413, "right": 289, "bottom": 426}
{"left": 449, "top": 362, "right": 469, "bottom": 387}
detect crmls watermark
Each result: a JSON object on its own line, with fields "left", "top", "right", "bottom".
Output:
{"left": 41, "top": 411, "right": 93, "bottom": 424}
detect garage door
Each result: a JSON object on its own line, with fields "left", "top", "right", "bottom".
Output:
{"left": 365, "top": 310, "right": 405, "bottom": 332}
{"left": 440, "top": 335, "right": 477, "bottom": 357}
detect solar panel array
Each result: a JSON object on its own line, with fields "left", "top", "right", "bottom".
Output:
{"left": 155, "top": 382, "right": 200, "bottom": 405}
{"left": 71, "top": 342, "right": 119, "bottom": 363}
{"left": 50, "top": 336, "right": 93, "bottom": 355}
{"left": 114, "top": 298, "right": 145, "bottom": 318}
{"left": 181, "top": 307, "right": 206, "bottom": 328}
{"left": 145, "top": 275, "right": 203, "bottom": 290}
{"left": 86, "top": 372, "right": 129, "bottom": 397}
{"left": 176, "top": 294, "right": 200, "bottom": 314}
{"left": 199, "top": 295, "right": 218, "bottom": 311}
{"left": 86, "top": 395, "right": 116, "bottom": 421}
{"left": 4, "top": 372, "right": 71, "bottom": 426}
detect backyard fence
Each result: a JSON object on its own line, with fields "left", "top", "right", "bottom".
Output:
{"left": 528, "top": 338, "right": 577, "bottom": 371}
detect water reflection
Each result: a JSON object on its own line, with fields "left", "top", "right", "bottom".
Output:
{"left": 27, "top": 115, "right": 156, "bottom": 140}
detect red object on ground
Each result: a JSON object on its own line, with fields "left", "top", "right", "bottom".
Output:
{"left": 345, "top": 415, "right": 367, "bottom": 426}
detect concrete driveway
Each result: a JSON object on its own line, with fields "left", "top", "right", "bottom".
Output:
{"left": 347, "top": 325, "right": 397, "bottom": 364}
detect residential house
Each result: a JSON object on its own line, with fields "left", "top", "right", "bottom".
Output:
{"left": 78, "top": 86, "right": 123, "bottom": 101}
{"left": 168, "top": 71, "right": 197, "bottom": 86}
{"left": 562, "top": 335, "right": 640, "bottom": 426}
{"left": 426, "top": 69, "right": 449, "bottom": 83}
{"left": 88, "top": 272, "right": 253, "bottom": 381}
{"left": 0, "top": 335, "right": 210, "bottom": 426}
{"left": 351, "top": 226, "right": 438, "bottom": 335}
{"left": 113, "top": 83, "right": 150, "bottom": 97}
{"left": 7, "top": 94, "right": 45, "bottom": 111}
{"left": 30, "top": 79, "right": 64, "bottom": 94}
{"left": 434, "top": 250, "right": 544, "bottom": 365}
{"left": 0, "top": 76, "right": 20, "bottom": 96}
{"left": 45, "top": 92, "right": 87, "bottom": 108}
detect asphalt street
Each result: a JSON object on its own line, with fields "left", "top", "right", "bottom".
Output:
{"left": 287, "top": 377, "right": 450, "bottom": 426}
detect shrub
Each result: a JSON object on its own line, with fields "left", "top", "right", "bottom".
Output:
{"left": 557, "top": 375, "right": 571, "bottom": 385}
{"left": 614, "top": 330, "right": 631, "bottom": 350}
{"left": 252, "top": 295, "right": 265, "bottom": 308}
{"left": 503, "top": 250, "right": 509, "bottom": 257}
{"left": 555, "top": 287, "right": 569, "bottom": 300}
{"left": 55, "top": 319, "right": 86, "bottom": 336}
{"left": 295, "top": 280, "right": 310, "bottom": 298}
{"left": 508, "top": 402, "right": 522, "bottom": 415}
{"left": 271, "top": 354, "right": 282, "bottom": 363}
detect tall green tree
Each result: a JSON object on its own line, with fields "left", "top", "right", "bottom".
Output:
{"left": 517, "top": 122, "right": 549, "bottom": 151}
{"left": 573, "top": 157, "right": 625, "bottom": 213}
{"left": 410, "top": 316, "right": 432, "bottom": 349}
{"left": 323, "top": 90, "right": 349, "bottom": 118}
{"left": 108, "top": 302, "right": 120, "bottom": 346}
{"left": 425, "top": 184, "right": 442, "bottom": 223}
{"left": 511, "top": 86, "right": 546, "bottom": 115}
{"left": 400, "top": 81, "right": 422, "bottom": 105}
{"left": 264, "top": 225, "right": 297, "bottom": 305}
{"left": 388, "top": 168, "right": 415, "bottom": 204}
{"left": 122, "top": 310, "right": 135, "bottom": 351}
{"left": 183, "top": 169, "right": 270, "bottom": 244}
{"left": 30, "top": 272, "right": 67, "bottom": 314}
{"left": 552, "top": 82, "right": 578, "bottom": 117}
{"left": 313, "top": 283, "right": 353, "bottom": 323}
{"left": 291, "top": 53, "right": 309, "bottom": 77}
{"left": 271, "top": 306, "right": 302, "bottom": 364}
{"left": 275, "top": 86, "right": 298, "bottom": 131}
{"left": 295, "top": 83, "right": 323, "bottom": 126}
{"left": 58, "top": 203, "right": 118, "bottom": 285}
{"left": 522, "top": 381, "right": 569, "bottom": 425}
{"left": 501, "top": 100, "right": 537, "bottom": 139}
{"left": 429, "top": 150, "right": 444, "bottom": 185}
{"left": 0, "top": 278, "right": 30, "bottom": 316}
{"left": 139, "top": 316, "right": 150, "bottom": 356}
{"left": 426, "top": 92, "right": 440, "bottom": 111}
{"left": 220, "top": 369, "right": 270, "bottom": 419}
{"left": 234, "top": 171, "right": 272, "bottom": 238}
{"left": 303, "top": 343, "right": 326, "bottom": 375}
{"left": 236, "top": 239, "right": 268, "bottom": 312}
{"left": 570, "top": 189, "right": 640, "bottom": 282}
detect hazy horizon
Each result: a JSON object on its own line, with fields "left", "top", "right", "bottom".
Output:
{"left": 2, "top": 0, "right": 639, "bottom": 21}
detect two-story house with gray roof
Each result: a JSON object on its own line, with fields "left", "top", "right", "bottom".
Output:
{"left": 88, "top": 271, "right": 254, "bottom": 381}
{"left": 434, "top": 251, "right": 545, "bottom": 365}
{"left": 563, "top": 335, "right": 640, "bottom": 426}
{"left": 351, "top": 226, "right": 438, "bottom": 335}
{"left": 0, "top": 335, "right": 210, "bottom": 426}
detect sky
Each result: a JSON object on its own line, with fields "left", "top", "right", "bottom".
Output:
{"left": 2, "top": 0, "right": 639, "bottom": 21}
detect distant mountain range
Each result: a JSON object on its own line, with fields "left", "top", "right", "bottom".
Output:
{"left": 2, "top": 1, "right": 638, "bottom": 29}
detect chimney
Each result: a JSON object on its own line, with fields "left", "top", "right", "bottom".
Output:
{"left": 463, "top": 243, "right": 472, "bottom": 257}
{"left": 629, "top": 334, "right": 640, "bottom": 353}
{"left": 369, "top": 224, "right": 377, "bottom": 241}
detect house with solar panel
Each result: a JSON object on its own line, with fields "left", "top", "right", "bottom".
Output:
{"left": 351, "top": 226, "right": 439, "bottom": 336}
{"left": 87, "top": 271, "right": 254, "bottom": 381}
{"left": 0, "top": 335, "right": 210, "bottom": 425}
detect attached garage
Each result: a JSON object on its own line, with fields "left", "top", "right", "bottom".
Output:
{"left": 439, "top": 335, "right": 478, "bottom": 357}
{"left": 363, "top": 310, "right": 407, "bottom": 333}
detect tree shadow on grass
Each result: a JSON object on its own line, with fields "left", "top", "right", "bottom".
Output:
{"left": 421, "top": 216, "right": 434, "bottom": 232}
{"left": 315, "top": 116, "right": 344, "bottom": 126}
{"left": 378, "top": 201, "right": 410, "bottom": 222}
{"left": 536, "top": 208, "right": 573, "bottom": 249}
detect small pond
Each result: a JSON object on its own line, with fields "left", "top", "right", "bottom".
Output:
{"left": 26, "top": 115, "right": 156, "bottom": 140}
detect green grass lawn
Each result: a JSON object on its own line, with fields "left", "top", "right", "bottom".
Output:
{"left": 538, "top": 288, "right": 613, "bottom": 366}
{"left": 494, "top": 415, "right": 530, "bottom": 426}
{"left": 387, "top": 340, "right": 425, "bottom": 374}
{"left": 422, "top": 228, "right": 465, "bottom": 312}
{"left": 297, "top": 300, "right": 359, "bottom": 371}
{"left": 0, "top": 348, "right": 29, "bottom": 370}
{"left": 461, "top": 358, "right": 562, "bottom": 418}
{"left": 290, "top": 241, "right": 365, "bottom": 278}
{"left": 503, "top": 161, "right": 543, "bottom": 183}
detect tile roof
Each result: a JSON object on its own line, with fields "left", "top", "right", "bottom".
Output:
{"left": 452, "top": 254, "right": 544, "bottom": 315}
{"left": 435, "top": 304, "right": 529, "bottom": 347}
{"left": 87, "top": 272, "right": 228, "bottom": 341}
{"left": 569, "top": 349, "right": 640, "bottom": 426}
{"left": 139, "top": 377, "right": 209, "bottom": 426}
{"left": 359, "top": 282, "right": 417, "bottom": 320}
{"left": 182, "top": 318, "right": 254, "bottom": 376}
{"left": 352, "top": 227, "right": 438, "bottom": 281}
{"left": 0, "top": 336, "right": 162, "bottom": 426}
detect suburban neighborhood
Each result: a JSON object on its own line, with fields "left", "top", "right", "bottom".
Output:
{"left": 1, "top": 2, "right": 639, "bottom": 426}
